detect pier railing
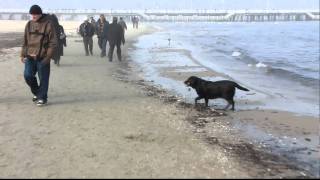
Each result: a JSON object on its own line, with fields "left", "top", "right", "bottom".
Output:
{"left": 0, "top": 9, "right": 318, "bottom": 22}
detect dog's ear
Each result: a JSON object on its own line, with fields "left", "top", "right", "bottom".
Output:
{"left": 189, "top": 76, "right": 198, "bottom": 87}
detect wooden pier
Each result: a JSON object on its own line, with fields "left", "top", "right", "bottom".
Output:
{"left": 0, "top": 9, "right": 318, "bottom": 22}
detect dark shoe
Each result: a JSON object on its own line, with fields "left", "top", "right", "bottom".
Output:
{"left": 90, "top": 51, "right": 93, "bottom": 56}
{"left": 85, "top": 53, "right": 89, "bottom": 56}
{"left": 32, "top": 96, "right": 38, "bottom": 103}
{"left": 36, "top": 99, "right": 47, "bottom": 106}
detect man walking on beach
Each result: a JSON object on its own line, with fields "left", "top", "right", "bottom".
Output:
{"left": 56, "top": 24, "right": 67, "bottom": 66}
{"left": 90, "top": 16, "right": 96, "bottom": 29}
{"left": 118, "top": 17, "right": 127, "bottom": 34}
{"left": 131, "top": 16, "right": 136, "bottom": 28}
{"left": 96, "top": 14, "right": 109, "bottom": 57}
{"left": 131, "top": 16, "right": 139, "bottom": 29}
{"left": 135, "top": 16, "right": 139, "bottom": 29}
{"left": 21, "top": 5, "right": 58, "bottom": 106}
{"left": 79, "top": 18, "right": 95, "bottom": 56}
{"left": 107, "top": 17, "right": 125, "bottom": 62}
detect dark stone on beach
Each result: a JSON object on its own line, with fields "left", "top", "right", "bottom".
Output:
{"left": 305, "top": 138, "right": 311, "bottom": 142}
{"left": 206, "top": 137, "right": 219, "bottom": 144}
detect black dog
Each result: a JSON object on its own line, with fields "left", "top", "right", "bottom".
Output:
{"left": 184, "top": 76, "right": 249, "bottom": 110}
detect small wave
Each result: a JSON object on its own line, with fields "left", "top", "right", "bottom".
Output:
{"left": 267, "top": 68, "right": 320, "bottom": 89}
{"left": 247, "top": 62, "right": 319, "bottom": 88}
{"left": 247, "top": 62, "right": 268, "bottom": 68}
{"left": 232, "top": 51, "right": 242, "bottom": 57}
{"left": 256, "top": 62, "right": 268, "bottom": 68}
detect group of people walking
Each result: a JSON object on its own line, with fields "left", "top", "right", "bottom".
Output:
{"left": 79, "top": 14, "right": 127, "bottom": 62}
{"left": 131, "top": 16, "right": 139, "bottom": 29}
{"left": 20, "top": 4, "right": 129, "bottom": 106}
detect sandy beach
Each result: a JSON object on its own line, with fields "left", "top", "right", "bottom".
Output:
{"left": 0, "top": 20, "right": 319, "bottom": 178}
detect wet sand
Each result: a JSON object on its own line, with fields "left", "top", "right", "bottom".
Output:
{"left": 0, "top": 21, "right": 248, "bottom": 178}
{"left": 0, "top": 20, "right": 319, "bottom": 178}
{"left": 0, "top": 33, "right": 23, "bottom": 49}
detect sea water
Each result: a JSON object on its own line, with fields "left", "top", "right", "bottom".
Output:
{"left": 131, "top": 21, "right": 319, "bottom": 117}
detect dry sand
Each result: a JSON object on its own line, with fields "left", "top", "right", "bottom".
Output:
{"left": 0, "top": 20, "right": 318, "bottom": 178}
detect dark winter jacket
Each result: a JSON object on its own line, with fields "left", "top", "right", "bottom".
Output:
{"left": 107, "top": 22, "right": 125, "bottom": 45}
{"left": 58, "top": 25, "right": 66, "bottom": 56}
{"left": 96, "top": 19, "right": 109, "bottom": 38}
{"left": 118, "top": 20, "right": 127, "bottom": 31}
{"left": 79, "top": 22, "right": 95, "bottom": 37}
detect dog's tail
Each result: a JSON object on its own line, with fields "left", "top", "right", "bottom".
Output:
{"left": 235, "top": 83, "right": 249, "bottom": 91}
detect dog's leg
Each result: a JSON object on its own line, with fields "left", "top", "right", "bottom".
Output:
{"left": 229, "top": 99, "right": 235, "bottom": 111}
{"left": 224, "top": 103, "right": 231, "bottom": 111}
{"left": 205, "top": 98, "right": 209, "bottom": 107}
{"left": 195, "top": 97, "right": 202, "bottom": 106}
{"left": 231, "top": 103, "right": 235, "bottom": 111}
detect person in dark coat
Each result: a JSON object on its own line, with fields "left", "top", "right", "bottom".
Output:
{"left": 55, "top": 24, "right": 66, "bottom": 66}
{"left": 96, "top": 14, "right": 109, "bottom": 57}
{"left": 79, "top": 18, "right": 95, "bottom": 56}
{"left": 107, "top": 17, "right": 125, "bottom": 62}
{"left": 134, "top": 16, "right": 139, "bottom": 29}
{"left": 131, "top": 16, "right": 136, "bottom": 28}
{"left": 90, "top": 17, "right": 96, "bottom": 28}
{"left": 118, "top": 17, "right": 127, "bottom": 34}
{"left": 47, "top": 14, "right": 61, "bottom": 63}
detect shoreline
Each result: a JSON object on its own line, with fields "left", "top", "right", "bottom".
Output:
{"left": 123, "top": 25, "right": 319, "bottom": 177}
{"left": 114, "top": 63, "right": 317, "bottom": 177}
{"left": 0, "top": 20, "right": 319, "bottom": 178}
{"left": 130, "top": 22, "right": 319, "bottom": 118}
{"left": 1, "top": 22, "right": 250, "bottom": 178}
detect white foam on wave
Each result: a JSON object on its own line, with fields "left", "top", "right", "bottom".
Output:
{"left": 232, "top": 51, "right": 242, "bottom": 57}
{"left": 248, "top": 62, "right": 268, "bottom": 68}
{"left": 255, "top": 62, "right": 268, "bottom": 68}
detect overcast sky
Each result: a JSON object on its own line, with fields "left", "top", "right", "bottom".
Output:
{"left": 0, "top": 0, "right": 318, "bottom": 10}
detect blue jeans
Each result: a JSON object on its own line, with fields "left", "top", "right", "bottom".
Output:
{"left": 24, "top": 58, "right": 50, "bottom": 101}
{"left": 98, "top": 37, "right": 108, "bottom": 55}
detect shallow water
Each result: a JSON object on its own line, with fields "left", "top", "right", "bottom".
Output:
{"left": 131, "top": 21, "right": 319, "bottom": 117}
